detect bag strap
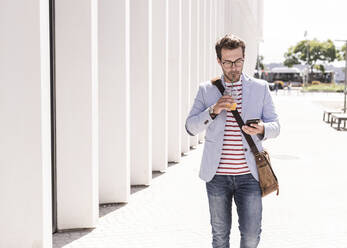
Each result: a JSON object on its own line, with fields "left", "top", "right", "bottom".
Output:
{"left": 211, "top": 78, "right": 260, "bottom": 155}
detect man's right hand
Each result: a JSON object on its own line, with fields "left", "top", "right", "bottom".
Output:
{"left": 213, "top": 95, "right": 235, "bottom": 114}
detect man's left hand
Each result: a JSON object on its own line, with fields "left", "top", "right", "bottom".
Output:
{"left": 242, "top": 121, "right": 264, "bottom": 136}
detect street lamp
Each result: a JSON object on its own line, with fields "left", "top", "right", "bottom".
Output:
{"left": 335, "top": 39, "right": 347, "bottom": 113}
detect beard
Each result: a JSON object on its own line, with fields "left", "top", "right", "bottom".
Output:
{"left": 223, "top": 68, "right": 242, "bottom": 83}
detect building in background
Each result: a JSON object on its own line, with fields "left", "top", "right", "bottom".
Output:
{"left": 0, "top": 0, "right": 264, "bottom": 247}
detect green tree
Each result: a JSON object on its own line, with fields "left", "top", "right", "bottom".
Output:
{"left": 284, "top": 39, "right": 340, "bottom": 73}
{"left": 340, "top": 43, "right": 346, "bottom": 60}
{"left": 339, "top": 44, "right": 347, "bottom": 75}
{"left": 313, "top": 64, "right": 325, "bottom": 73}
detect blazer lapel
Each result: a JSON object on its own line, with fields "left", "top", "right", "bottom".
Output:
{"left": 241, "top": 74, "right": 252, "bottom": 120}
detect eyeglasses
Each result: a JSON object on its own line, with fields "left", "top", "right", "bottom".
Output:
{"left": 222, "top": 59, "right": 244, "bottom": 69}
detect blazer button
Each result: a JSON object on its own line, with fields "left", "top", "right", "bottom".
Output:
{"left": 244, "top": 148, "right": 248, "bottom": 151}
{"left": 204, "top": 120, "right": 209, "bottom": 125}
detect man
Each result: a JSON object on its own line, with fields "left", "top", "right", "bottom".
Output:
{"left": 185, "top": 34, "right": 280, "bottom": 248}
{"left": 274, "top": 81, "right": 279, "bottom": 95}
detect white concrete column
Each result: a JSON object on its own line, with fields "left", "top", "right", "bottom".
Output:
{"left": 229, "top": 0, "right": 243, "bottom": 37}
{"left": 198, "top": 0, "right": 206, "bottom": 143}
{"left": 243, "top": 29, "right": 257, "bottom": 76}
{"left": 237, "top": 2, "right": 257, "bottom": 76}
{"left": 215, "top": 0, "right": 220, "bottom": 76}
{"left": 205, "top": 0, "right": 211, "bottom": 81}
{"left": 129, "top": 0, "right": 152, "bottom": 185}
{"left": 0, "top": 0, "right": 52, "bottom": 247}
{"left": 212, "top": 0, "right": 216, "bottom": 76}
{"left": 218, "top": 0, "right": 224, "bottom": 74}
{"left": 225, "top": 0, "right": 260, "bottom": 75}
{"left": 218, "top": 0, "right": 221, "bottom": 37}
{"left": 221, "top": 0, "right": 225, "bottom": 35}
{"left": 224, "top": 0, "right": 232, "bottom": 33}
{"left": 220, "top": 0, "right": 225, "bottom": 72}
{"left": 152, "top": 0, "right": 168, "bottom": 172}
{"left": 181, "top": 0, "right": 191, "bottom": 154}
{"left": 99, "top": 0, "right": 130, "bottom": 203}
{"left": 207, "top": 0, "right": 211, "bottom": 79}
{"left": 55, "top": 0, "right": 99, "bottom": 229}
{"left": 168, "top": 0, "right": 182, "bottom": 162}
{"left": 257, "top": 0, "right": 264, "bottom": 41}
{"left": 189, "top": 0, "right": 199, "bottom": 148}
{"left": 199, "top": 0, "right": 206, "bottom": 83}
{"left": 211, "top": 0, "right": 216, "bottom": 78}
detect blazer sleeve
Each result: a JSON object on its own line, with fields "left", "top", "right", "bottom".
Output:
{"left": 185, "top": 85, "right": 214, "bottom": 136}
{"left": 259, "top": 83, "right": 280, "bottom": 141}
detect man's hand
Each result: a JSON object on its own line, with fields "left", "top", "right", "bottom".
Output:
{"left": 213, "top": 96, "right": 235, "bottom": 114}
{"left": 242, "top": 121, "right": 264, "bottom": 136}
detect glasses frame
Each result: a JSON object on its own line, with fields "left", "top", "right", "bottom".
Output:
{"left": 221, "top": 58, "right": 244, "bottom": 69}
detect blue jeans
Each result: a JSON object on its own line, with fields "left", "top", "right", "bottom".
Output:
{"left": 206, "top": 173, "right": 262, "bottom": 248}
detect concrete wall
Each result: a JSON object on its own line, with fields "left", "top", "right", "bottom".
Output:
{"left": 0, "top": 0, "right": 264, "bottom": 246}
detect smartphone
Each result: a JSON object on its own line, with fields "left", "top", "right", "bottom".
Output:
{"left": 245, "top": 119, "right": 260, "bottom": 127}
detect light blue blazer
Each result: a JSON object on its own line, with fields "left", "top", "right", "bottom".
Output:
{"left": 185, "top": 73, "right": 280, "bottom": 182}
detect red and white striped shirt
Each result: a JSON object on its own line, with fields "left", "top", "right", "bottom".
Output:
{"left": 216, "top": 80, "right": 251, "bottom": 176}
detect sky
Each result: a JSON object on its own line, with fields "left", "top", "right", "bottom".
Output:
{"left": 261, "top": 0, "right": 347, "bottom": 65}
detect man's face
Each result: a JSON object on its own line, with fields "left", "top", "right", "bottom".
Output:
{"left": 217, "top": 47, "right": 244, "bottom": 82}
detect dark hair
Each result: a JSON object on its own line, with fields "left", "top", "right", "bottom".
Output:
{"left": 215, "top": 34, "right": 246, "bottom": 60}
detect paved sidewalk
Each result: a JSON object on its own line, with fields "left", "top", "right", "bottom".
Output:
{"left": 54, "top": 92, "right": 347, "bottom": 248}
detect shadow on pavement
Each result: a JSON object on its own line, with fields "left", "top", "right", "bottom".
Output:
{"left": 53, "top": 228, "right": 93, "bottom": 248}
{"left": 99, "top": 202, "right": 128, "bottom": 217}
